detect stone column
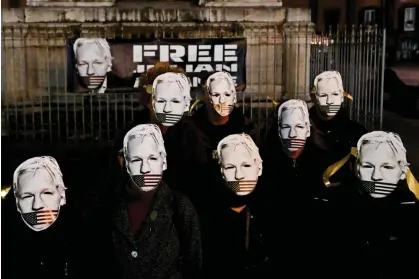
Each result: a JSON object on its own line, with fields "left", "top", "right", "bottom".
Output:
{"left": 283, "top": 8, "right": 315, "bottom": 102}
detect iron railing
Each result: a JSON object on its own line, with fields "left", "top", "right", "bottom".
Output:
{"left": 1, "top": 23, "right": 385, "bottom": 143}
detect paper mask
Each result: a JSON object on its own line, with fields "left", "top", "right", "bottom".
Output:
{"left": 216, "top": 134, "right": 262, "bottom": 196}
{"left": 74, "top": 38, "right": 112, "bottom": 90}
{"left": 123, "top": 124, "right": 167, "bottom": 192}
{"left": 206, "top": 71, "right": 236, "bottom": 116}
{"left": 13, "top": 156, "right": 66, "bottom": 232}
{"left": 313, "top": 71, "right": 344, "bottom": 116}
{"left": 277, "top": 99, "right": 310, "bottom": 154}
{"left": 356, "top": 131, "right": 408, "bottom": 198}
{"left": 152, "top": 72, "right": 191, "bottom": 127}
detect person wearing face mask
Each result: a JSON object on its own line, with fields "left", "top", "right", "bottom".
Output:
{"left": 201, "top": 133, "right": 267, "bottom": 279}
{"left": 322, "top": 131, "right": 419, "bottom": 279}
{"left": 310, "top": 71, "right": 368, "bottom": 180}
{"left": 1, "top": 156, "right": 82, "bottom": 279}
{"left": 191, "top": 71, "right": 260, "bottom": 218}
{"left": 106, "top": 63, "right": 206, "bottom": 204}
{"left": 90, "top": 124, "right": 202, "bottom": 279}
{"left": 257, "top": 99, "right": 329, "bottom": 277}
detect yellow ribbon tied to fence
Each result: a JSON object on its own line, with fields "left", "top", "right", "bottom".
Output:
{"left": 189, "top": 98, "right": 202, "bottom": 115}
{"left": 322, "top": 147, "right": 419, "bottom": 199}
{"left": 1, "top": 186, "right": 12, "bottom": 199}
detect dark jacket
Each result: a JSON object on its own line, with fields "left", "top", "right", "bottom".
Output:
{"left": 257, "top": 123, "right": 343, "bottom": 278}
{"left": 331, "top": 177, "right": 419, "bottom": 279}
{"left": 200, "top": 185, "right": 269, "bottom": 279}
{"left": 1, "top": 192, "right": 82, "bottom": 279}
{"left": 87, "top": 181, "right": 202, "bottom": 279}
{"left": 106, "top": 107, "right": 206, "bottom": 199}
{"left": 309, "top": 106, "right": 368, "bottom": 167}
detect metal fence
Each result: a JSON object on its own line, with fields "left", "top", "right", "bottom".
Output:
{"left": 310, "top": 25, "right": 386, "bottom": 130}
{"left": 1, "top": 23, "right": 385, "bottom": 143}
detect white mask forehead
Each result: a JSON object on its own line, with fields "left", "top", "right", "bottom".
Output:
{"left": 152, "top": 72, "right": 192, "bottom": 112}
{"left": 277, "top": 99, "right": 310, "bottom": 131}
{"left": 216, "top": 134, "right": 262, "bottom": 173}
{"left": 13, "top": 156, "right": 66, "bottom": 197}
{"left": 314, "top": 71, "right": 344, "bottom": 94}
{"left": 123, "top": 124, "right": 167, "bottom": 172}
{"left": 13, "top": 156, "right": 66, "bottom": 232}
{"left": 357, "top": 131, "right": 407, "bottom": 169}
{"left": 206, "top": 72, "right": 236, "bottom": 95}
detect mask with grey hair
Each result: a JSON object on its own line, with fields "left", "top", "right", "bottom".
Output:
{"left": 216, "top": 134, "right": 262, "bottom": 196}
{"left": 277, "top": 99, "right": 311, "bottom": 155}
{"left": 123, "top": 124, "right": 167, "bottom": 192}
{"left": 356, "top": 131, "right": 408, "bottom": 198}
{"left": 13, "top": 156, "right": 67, "bottom": 231}
{"left": 206, "top": 72, "right": 237, "bottom": 117}
{"left": 74, "top": 38, "right": 112, "bottom": 90}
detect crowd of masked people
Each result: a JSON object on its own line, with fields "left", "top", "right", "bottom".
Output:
{"left": 2, "top": 67, "right": 418, "bottom": 279}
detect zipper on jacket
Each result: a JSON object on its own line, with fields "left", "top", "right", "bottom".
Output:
{"left": 293, "top": 160, "right": 296, "bottom": 168}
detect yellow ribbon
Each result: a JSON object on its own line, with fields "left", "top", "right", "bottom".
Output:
{"left": 323, "top": 147, "right": 357, "bottom": 187}
{"left": 145, "top": 85, "right": 153, "bottom": 94}
{"left": 189, "top": 98, "right": 202, "bottom": 115}
{"left": 1, "top": 186, "right": 11, "bottom": 199}
{"left": 406, "top": 168, "right": 419, "bottom": 200}
{"left": 266, "top": 96, "right": 278, "bottom": 106}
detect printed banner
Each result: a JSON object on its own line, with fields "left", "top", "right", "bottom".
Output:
{"left": 66, "top": 38, "right": 247, "bottom": 97}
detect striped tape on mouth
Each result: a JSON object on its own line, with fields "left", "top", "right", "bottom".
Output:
{"left": 282, "top": 138, "right": 306, "bottom": 150}
{"left": 215, "top": 104, "right": 234, "bottom": 115}
{"left": 361, "top": 180, "right": 397, "bottom": 196}
{"left": 83, "top": 76, "right": 105, "bottom": 89}
{"left": 155, "top": 113, "right": 183, "bottom": 126}
{"left": 227, "top": 180, "right": 257, "bottom": 194}
{"left": 320, "top": 105, "right": 341, "bottom": 114}
{"left": 131, "top": 174, "right": 162, "bottom": 189}
{"left": 22, "top": 210, "right": 58, "bottom": 226}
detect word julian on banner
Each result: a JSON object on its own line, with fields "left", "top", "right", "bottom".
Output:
{"left": 132, "top": 44, "right": 239, "bottom": 88}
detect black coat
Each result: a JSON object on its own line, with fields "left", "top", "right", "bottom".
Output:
{"left": 257, "top": 124, "right": 344, "bottom": 278}
{"left": 335, "top": 179, "right": 419, "bottom": 279}
{"left": 1, "top": 192, "right": 82, "bottom": 279}
{"left": 309, "top": 106, "right": 368, "bottom": 170}
{"left": 85, "top": 182, "right": 202, "bottom": 279}
{"left": 200, "top": 185, "right": 270, "bottom": 279}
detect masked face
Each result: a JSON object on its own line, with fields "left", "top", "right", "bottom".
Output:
{"left": 15, "top": 169, "right": 64, "bottom": 231}
{"left": 357, "top": 143, "right": 404, "bottom": 198}
{"left": 153, "top": 82, "right": 186, "bottom": 126}
{"left": 126, "top": 135, "right": 164, "bottom": 192}
{"left": 315, "top": 79, "right": 343, "bottom": 116}
{"left": 220, "top": 144, "right": 260, "bottom": 196}
{"left": 209, "top": 79, "right": 235, "bottom": 116}
{"left": 279, "top": 108, "right": 309, "bottom": 153}
{"left": 76, "top": 43, "right": 109, "bottom": 89}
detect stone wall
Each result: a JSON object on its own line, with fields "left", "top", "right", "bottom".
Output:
{"left": 1, "top": 1, "right": 313, "bottom": 103}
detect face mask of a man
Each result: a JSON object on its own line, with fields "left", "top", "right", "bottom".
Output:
{"left": 13, "top": 157, "right": 66, "bottom": 232}
{"left": 207, "top": 72, "right": 236, "bottom": 117}
{"left": 313, "top": 71, "right": 344, "bottom": 117}
{"left": 74, "top": 39, "right": 111, "bottom": 90}
{"left": 217, "top": 134, "right": 262, "bottom": 196}
{"left": 124, "top": 125, "right": 167, "bottom": 192}
{"left": 357, "top": 142, "right": 405, "bottom": 198}
{"left": 152, "top": 73, "right": 191, "bottom": 127}
{"left": 277, "top": 100, "right": 310, "bottom": 154}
